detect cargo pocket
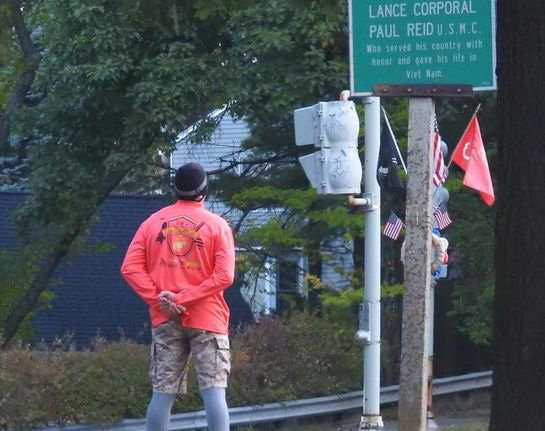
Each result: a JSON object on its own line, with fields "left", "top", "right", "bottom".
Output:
{"left": 149, "top": 322, "right": 173, "bottom": 388}
{"left": 214, "top": 335, "right": 231, "bottom": 377}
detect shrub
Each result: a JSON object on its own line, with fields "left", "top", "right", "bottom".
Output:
{"left": 0, "top": 338, "right": 151, "bottom": 429}
{"left": 0, "top": 311, "right": 363, "bottom": 430}
{"left": 228, "top": 312, "right": 362, "bottom": 407}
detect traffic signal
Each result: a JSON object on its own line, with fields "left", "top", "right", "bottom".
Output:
{"left": 294, "top": 101, "right": 362, "bottom": 195}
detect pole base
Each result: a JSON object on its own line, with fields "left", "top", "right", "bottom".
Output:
{"left": 359, "top": 415, "right": 384, "bottom": 430}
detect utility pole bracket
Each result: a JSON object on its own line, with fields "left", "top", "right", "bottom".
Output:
{"left": 355, "top": 302, "right": 371, "bottom": 345}
{"left": 359, "top": 415, "right": 384, "bottom": 430}
{"left": 347, "top": 193, "right": 376, "bottom": 212}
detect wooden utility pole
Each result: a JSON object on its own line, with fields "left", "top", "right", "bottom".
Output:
{"left": 398, "top": 98, "right": 435, "bottom": 431}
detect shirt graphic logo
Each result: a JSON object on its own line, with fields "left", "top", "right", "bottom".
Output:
{"left": 156, "top": 215, "right": 205, "bottom": 256}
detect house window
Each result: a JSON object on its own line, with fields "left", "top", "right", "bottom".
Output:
{"left": 276, "top": 259, "right": 304, "bottom": 314}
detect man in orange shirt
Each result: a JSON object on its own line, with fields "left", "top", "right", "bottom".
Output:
{"left": 121, "top": 162, "right": 235, "bottom": 431}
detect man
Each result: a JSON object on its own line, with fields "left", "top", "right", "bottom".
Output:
{"left": 121, "top": 162, "right": 235, "bottom": 431}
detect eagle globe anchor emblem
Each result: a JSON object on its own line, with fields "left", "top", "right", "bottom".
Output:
{"left": 166, "top": 216, "right": 205, "bottom": 256}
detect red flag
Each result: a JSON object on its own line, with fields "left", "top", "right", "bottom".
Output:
{"left": 451, "top": 116, "right": 495, "bottom": 206}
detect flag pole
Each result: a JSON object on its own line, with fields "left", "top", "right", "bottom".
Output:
{"left": 432, "top": 185, "right": 440, "bottom": 210}
{"left": 446, "top": 103, "right": 482, "bottom": 168}
{"left": 381, "top": 106, "right": 408, "bottom": 174}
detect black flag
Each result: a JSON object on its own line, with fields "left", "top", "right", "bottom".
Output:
{"left": 377, "top": 119, "right": 404, "bottom": 191}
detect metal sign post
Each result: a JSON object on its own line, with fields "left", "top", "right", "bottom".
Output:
{"left": 359, "top": 96, "right": 383, "bottom": 430}
{"left": 294, "top": 94, "right": 381, "bottom": 429}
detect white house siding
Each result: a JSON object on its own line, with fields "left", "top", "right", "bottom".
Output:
{"left": 171, "top": 110, "right": 251, "bottom": 174}
{"left": 321, "top": 238, "right": 355, "bottom": 291}
{"left": 239, "top": 255, "right": 278, "bottom": 318}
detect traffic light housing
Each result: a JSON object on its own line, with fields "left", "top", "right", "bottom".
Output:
{"left": 294, "top": 101, "right": 362, "bottom": 195}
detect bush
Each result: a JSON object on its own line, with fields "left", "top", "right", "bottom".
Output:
{"left": 0, "top": 311, "right": 363, "bottom": 430}
{"left": 229, "top": 313, "right": 362, "bottom": 407}
{"left": 0, "top": 338, "right": 150, "bottom": 429}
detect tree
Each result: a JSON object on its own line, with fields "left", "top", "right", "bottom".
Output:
{"left": 0, "top": 0, "right": 351, "bottom": 344}
{"left": 0, "top": 0, "right": 41, "bottom": 190}
{"left": 0, "top": 0, "right": 41, "bottom": 153}
{"left": 1, "top": 0, "right": 239, "bottom": 344}
{"left": 490, "top": 0, "right": 545, "bottom": 429}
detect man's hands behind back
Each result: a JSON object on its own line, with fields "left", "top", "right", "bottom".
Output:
{"left": 158, "top": 291, "right": 187, "bottom": 320}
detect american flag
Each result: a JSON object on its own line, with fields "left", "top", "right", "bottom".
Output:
{"left": 432, "top": 116, "right": 447, "bottom": 186}
{"left": 433, "top": 203, "right": 453, "bottom": 230}
{"left": 383, "top": 212, "right": 404, "bottom": 240}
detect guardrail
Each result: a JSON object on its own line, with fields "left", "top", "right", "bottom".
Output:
{"left": 44, "top": 371, "right": 492, "bottom": 431}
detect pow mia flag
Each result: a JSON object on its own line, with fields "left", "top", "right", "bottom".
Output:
{"left": 377, "top": 119, "right": 404, "bottom": 192}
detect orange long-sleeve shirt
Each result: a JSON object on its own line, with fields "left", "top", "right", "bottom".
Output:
{"left": 121, "top": 200, "right": 235, "bottom": 334}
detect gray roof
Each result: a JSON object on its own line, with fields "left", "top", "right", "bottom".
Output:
{"left": 0, "top": 192, "right": 253, "bottom": 347}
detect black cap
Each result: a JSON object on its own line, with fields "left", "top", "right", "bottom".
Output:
{"left": 175, "top": 162, "right": 208, "bottom": 200}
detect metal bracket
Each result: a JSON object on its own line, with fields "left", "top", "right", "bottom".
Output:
{"left": 373, "top": 83, "right": 473, "bottom": 97}
{"left": 347, "top": 193, "right": 376, "bottom": 212}
{"left": 354, "top": 302, "right": 370, "bottom": 345}
{"left": 359, "top": 415, "right": 384, "bottom": 430}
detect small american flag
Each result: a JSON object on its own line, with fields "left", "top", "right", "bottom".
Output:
{"left": 383, "top": 212, "right": 404, "bottom": 240}
{"left": 433, "top": 203, "right": 453, "bottom": 230}
{"left": 432, "top": 117, "right": 447, "bottom": 187}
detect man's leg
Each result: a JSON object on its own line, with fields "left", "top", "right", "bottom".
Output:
{"left": 147, "top": 321, "right": 191, "bottom": 431}
{"left": 190, "top": 330, "right": 231, "bottom": 431}
{"left": 201, "top": 387, "right": 229, "bottom": 431}
{"left": 146, "top": 392, "right": 176, "bottom": 431}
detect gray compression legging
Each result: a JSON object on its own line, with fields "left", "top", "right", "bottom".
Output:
{"left": 146, "top": 392, "right": 176, "bottom": 431}
{"left": 145, "top": 388, "right": 229, "bottom": 431}
{"left": 201, "top": 387, "right": 229, "bottom": 431}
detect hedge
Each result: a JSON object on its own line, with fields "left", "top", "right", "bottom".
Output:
{"left": 0, "top": 312, "right": 363, "bottom": 430}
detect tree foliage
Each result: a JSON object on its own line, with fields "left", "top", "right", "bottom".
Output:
{"left": 434, "top": 94, "right": 497, "bottom": 346}
{"left": 1, "top": 0, "right": 246, "bottom": 342}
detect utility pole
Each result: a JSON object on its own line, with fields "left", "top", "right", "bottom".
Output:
{"left": 358, "top": 96, "right": 383, "bottom": 430}
{"left": 294, "top": 93, "right": 383, "bottom": 430}
{"left": 398, "top": 98, "right": 435, "bottom": 431}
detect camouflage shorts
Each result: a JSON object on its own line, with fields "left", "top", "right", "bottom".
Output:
{"left": 150, "top": 320, "right": 231, "bottom": 394}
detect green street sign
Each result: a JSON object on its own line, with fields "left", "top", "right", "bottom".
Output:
{"left": 349, "top": 0, "right": 496, "bottom": 96}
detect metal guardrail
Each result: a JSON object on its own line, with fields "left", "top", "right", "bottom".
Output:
{"left": 44, "top": 371, "right": 492, "bottom": 431}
